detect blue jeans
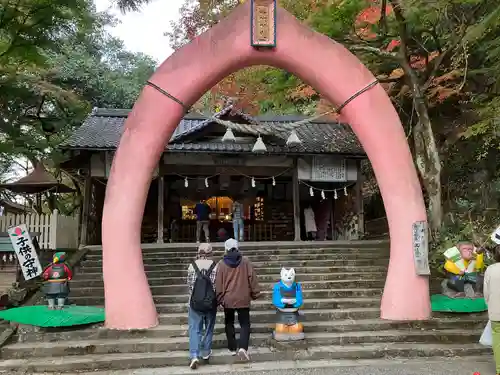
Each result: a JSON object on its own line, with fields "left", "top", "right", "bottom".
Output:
{"left": 188, "top": 308, "right": 216, "bottom": 359}
{"left": 233, "top": 219, "right": 244, "bottom": 241}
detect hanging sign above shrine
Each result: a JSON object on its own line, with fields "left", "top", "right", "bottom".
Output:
{"left": 251, "top": 0, "right": 277, "bottom": 48}
{"left": 311, "top": 156, "right": 347, "bottom": 182}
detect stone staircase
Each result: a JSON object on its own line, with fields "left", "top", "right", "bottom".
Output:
{"left": 0, "top": 241, "right": 491, "bottom": 373}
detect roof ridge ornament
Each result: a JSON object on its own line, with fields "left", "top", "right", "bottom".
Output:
{"left": 251, "top": 0, "right": 276, "bottom": 48}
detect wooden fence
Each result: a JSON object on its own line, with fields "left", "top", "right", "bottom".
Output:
{"left": 0, "top": 209, "right": 79, "bottom": 249}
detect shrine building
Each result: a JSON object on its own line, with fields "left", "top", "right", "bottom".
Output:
{"left": 59, "top": 106, "right": 367, "bottom": 245}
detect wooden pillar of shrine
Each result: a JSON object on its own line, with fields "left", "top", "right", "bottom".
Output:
{"left": 292, "top": 159, "right": 301, "bottom": 241}
{"left": 157, "top": 176, "right": 165, "bottom": 244}
{"left": 80, "top": 175, "right": 92, "bottom": 246}
{"left": 355, "top": 160, "right": 364, "bottom": 237}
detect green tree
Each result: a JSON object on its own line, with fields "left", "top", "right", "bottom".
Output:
{"left": 0, "top": 0, "right": 157, "bottom": 212}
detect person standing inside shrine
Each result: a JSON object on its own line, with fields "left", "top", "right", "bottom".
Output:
{"left": 216, "top": 238, "right": 260, "bottom": 362}
{"left": 231, "top": 198, "right": 244, "bottom": 242}
{"left": 304, "top": 204, "right": 317, "bottom": 240}
{"left": 194, "top": 199, "right": 211, "bottom": 244}
{"left": 484, "top": 245, "right": 500, "bottom": 374}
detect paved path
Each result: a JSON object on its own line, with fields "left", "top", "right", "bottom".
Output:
{"left": 64, "top": 356, "right": 495, "bottom": 375}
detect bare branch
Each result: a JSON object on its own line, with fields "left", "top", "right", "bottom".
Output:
{"left": 378, "top": 0, "right": 388, "bottom": 38}
{"left": 457, "top": 43, "right": 469, "bottom": 93}
{"left": 422, "top": 28, "right": 465, "bottom": 91}
{"left": 348, "top": 45, "right": 398, "bottom": 59}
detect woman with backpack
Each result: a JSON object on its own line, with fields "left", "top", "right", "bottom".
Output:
{"left": 186, "top": 243, "right": 218, "bottom": 369}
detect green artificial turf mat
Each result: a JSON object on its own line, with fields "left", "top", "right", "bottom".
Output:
{"left": 0, "top": 305, "right": 105, "bottom": 327}
{"left": 431, "top": 294, "right": 487, "bottom": 313}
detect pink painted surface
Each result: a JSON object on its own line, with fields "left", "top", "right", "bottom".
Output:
{"left": 101, "top": 2, "right": 430, "bottom": 329}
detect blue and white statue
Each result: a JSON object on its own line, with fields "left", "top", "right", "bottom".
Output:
{"left": 272, "top": 267, "right": 304, "bottom": 341}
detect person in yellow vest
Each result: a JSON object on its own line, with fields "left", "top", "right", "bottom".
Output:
{"left": 442, "top": 241, "right": 484, "bottom": 298}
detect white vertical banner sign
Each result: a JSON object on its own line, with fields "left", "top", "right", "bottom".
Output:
{"left": 7, "top": 223, "right": 43, "bottom": 280}
{"left": 412, "top": 221, "right": 431, "bottom": 275}
{"left": 491, "top": 225, "right": 500, "bottom": 244}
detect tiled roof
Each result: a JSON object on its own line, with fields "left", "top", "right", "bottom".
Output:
{"left": 60, "top": 108, "right": 365, "bottom": 156}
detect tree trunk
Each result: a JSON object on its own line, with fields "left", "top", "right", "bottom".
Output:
{"left": 388, "top": 0, "right": 443, "bottom": 235}
{"left": 405, "top": 68, "right": 443, "bottom": 234}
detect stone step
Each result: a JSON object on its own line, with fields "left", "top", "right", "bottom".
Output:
{"left": 14, "top": 317, "right": 488, "bottom": 343}
{"left": 69, "top": 288, "right": 383, "bottom": 305}
{"left": 0, "top": 343, "right": 489, "bottom": 372}
{"left": 84, "top": 247, "right": 390, "bottom": 259}
{"left": 70, "top": 272, "right": 386, "bottom": 287}
{"left": 84, "top": 241, "right": 389, "bottom": 253}
{"left": 68, "top": 279, "right": 386, "bottom": 297}
{"left": 50, "top": 356, "right": 493, "bottom": 375}
{"left": 80, "top": 253, "right": 390, "bottom": 266}
{"left": 2, "top": 329, "right": 483, "bottom": 360}
{"left": 80, "top": 259, "right": 389, "bottom": 272}
{"left": 156, "top": 308, "right": 380, "bottom": 325}
{"left": 96, "top": 297, "right": 381, "bottom": 314}
{"left": 74, "top": 265, "right": 388, "bottom": 278}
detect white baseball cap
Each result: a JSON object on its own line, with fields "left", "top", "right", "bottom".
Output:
{"left": 224, "top": 238, "right": 239, "bottom": 252}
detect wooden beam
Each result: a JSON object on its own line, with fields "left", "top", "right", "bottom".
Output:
{"left": 292, "top": 159, "right": 301, "bottom": 241}
{"left": 157, "top": 176, "right": 165, "bottom": 244}
{"left": 355, "top": 160, "right": 364, "bottom": 238}
{"left": 79, "top": 176, "right": 92, "bottom": 246}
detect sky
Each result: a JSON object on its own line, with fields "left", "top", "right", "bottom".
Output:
{"left": 94, "top": 0, "right": 185, "bottom": 63}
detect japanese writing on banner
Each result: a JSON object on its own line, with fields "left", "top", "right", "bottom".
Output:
{"left": 413, "top": 221, "right": 431, "bottom": 276}
{"left": 7, "top": 224, "right": 42, "bottom": 280}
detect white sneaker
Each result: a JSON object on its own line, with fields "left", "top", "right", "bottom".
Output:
{"left": 229, "top": 350, "right": 237, "bottom": 356}
{"left": 238, "top": 348, "right": 250, "bottom": 361}
{"left": 189, "top": 358, "right": 199, "bottom": 369}
{"left": 202, "top": 350, "right": 212, "bottom": 360}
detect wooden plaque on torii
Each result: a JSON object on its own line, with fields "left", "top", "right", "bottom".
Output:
{"left": 250, "top": 0, "right": 277, "bottom": 48}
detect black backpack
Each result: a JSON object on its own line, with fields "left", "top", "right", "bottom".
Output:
{"left": 190, "top": 261, "right": 217, "bottom": 312}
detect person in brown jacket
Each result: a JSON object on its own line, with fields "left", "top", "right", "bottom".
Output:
{"left": 215, "top": 238, "right": 260, "bottom": 361}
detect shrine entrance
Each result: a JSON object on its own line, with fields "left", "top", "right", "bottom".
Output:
{"left": 101, "top": 1, "right": 430, "bottom": 329}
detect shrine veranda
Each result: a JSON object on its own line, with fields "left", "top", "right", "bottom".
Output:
{"left": 60, "top": 108, "right": 366, "bottom": 245}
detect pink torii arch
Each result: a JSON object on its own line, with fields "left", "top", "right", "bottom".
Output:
{"left": 101, "top": 2, "right": 430, "bottom": 329}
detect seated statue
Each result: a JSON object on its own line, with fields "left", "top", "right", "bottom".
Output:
{"left": 272, "top": 267, "right": 304, "bottom": 341}
{"left": 441, "top": 242, "right": 484, "bottom": 298}
{"left": 42, "top": 252, "right": 72, "bottom": 309}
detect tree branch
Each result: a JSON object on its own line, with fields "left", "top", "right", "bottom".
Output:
{"left": 422, "top": 27, "right": 466, "bottom": 91}
{"left": 378, "top": 0, "right": 388, "bottom": 38}
{"left": 377, "top": 76, "right": 405, "bottom": 83}
{"left": 348, "top": 45, "right": 398, "bottom": 59}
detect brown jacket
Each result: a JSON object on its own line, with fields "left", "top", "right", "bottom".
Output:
{"left": 215, "top": 255, "right": 260, "bottom": 308}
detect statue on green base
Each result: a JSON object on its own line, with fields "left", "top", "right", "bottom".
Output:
{"left": 42, "top": 252, "right": 72, "bottom": 309}
{"left": 442, "top": 242, "right": 484, "bottom": 298}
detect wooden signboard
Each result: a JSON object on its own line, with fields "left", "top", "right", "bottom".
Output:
{"left": 412, "top": 221, "right": 430, "bottom": 276}
{"left": 311, "top": 156, "right": 347, "bottom": 182}
{"left": 251, "top": 0, "right": 276, "bottom": 47}
{"left": 7, "top": 224, "right": 42, "bottom": 280}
